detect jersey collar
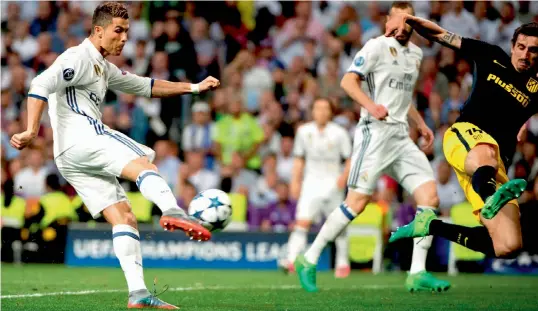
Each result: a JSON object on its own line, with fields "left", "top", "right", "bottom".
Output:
{"left": 82, "top": 38, "right": 105, "bottom": 62}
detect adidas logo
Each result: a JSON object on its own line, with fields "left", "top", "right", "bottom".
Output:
{"left": 392, "top": 60, "right": 398, "bottom": 66}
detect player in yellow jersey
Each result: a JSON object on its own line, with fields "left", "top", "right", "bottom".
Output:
{"left": 387, "top": 15, "right": 538, "bottom": 259}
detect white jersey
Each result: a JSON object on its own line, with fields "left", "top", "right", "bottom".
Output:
{"left": 293, "top": 121, "right": 352, "bottom": 188}
{"left": 28, "top": 38, "right": 153, "bottom": 157}
{"left": 347, "top": 36, "right": 423, "bottom": 125}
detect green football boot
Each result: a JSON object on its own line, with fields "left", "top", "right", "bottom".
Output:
{"left": 481, "top": 179, "right": 527, "bottom": 220}
{"left": 294, "top": 254, "right": 318, "bottom": 293}
{"left": 389, "top": 209, "right": 437, "bottom": 243}
{"left": 405, "top": 271, "right": 451, "bottom": 293}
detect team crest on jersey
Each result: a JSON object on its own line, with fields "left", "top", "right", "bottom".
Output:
{"left": 63, "top": 68, "right": 74, "bottom": 81}
{"left": 354, "top": 56, "right": 365, "bottom": 67}
{"left": 389, "top": 47, "right": 397, "bottom": 57}
{"left": 526, "top": 78, "right": 538, "bottom": 93}
{"left": 93, "top": 64, "right": 102, "bottom": 76}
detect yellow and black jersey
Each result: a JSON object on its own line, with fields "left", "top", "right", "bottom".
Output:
{"left": 455, "top": 38, "right": 538, "bottom": 166}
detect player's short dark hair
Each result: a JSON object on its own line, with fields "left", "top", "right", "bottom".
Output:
{"left": 511, "top": 22, "right": 538, "bottom": 46}
{"left": 391, "top": 1, "right": 415, "bottom": 15}
{"left": 92, "top": 2, "right": 129, "bottom": 34}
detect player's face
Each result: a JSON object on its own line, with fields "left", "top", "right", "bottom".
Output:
{"left": 511, "top": 34, "right": 538, "bottom": 73}
{"left": 102, "top": 18, "right": 129, "bottom": 56}
{"left": 387, "top": 7, "right": 414, "bottom": 44}
{"left": 312, "top": 99, "right": 332, "bottom": 125}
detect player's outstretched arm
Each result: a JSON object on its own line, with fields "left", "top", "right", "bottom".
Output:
{"left": 385, "top": 13, "right": 462, "bottom": 50}
{"left": 150, "top": 77, "right": 220, "bottom": 98}
{"left": 10, "top": 97, "right": 47, "bottom": 150}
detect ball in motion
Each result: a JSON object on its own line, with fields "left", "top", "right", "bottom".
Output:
{"left": 188, "top": 189, "right": 232, "bottom": 232}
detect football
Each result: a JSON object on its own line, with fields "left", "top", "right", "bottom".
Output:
{"left": 188, "top": 189, "right": 232, "bottom": 232}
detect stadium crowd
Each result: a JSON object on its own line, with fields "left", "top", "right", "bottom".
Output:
{"left": 1, "top": 1, "right": 537, "bottom": 246}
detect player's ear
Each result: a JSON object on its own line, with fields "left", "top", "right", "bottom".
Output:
{"left": 94, "top": 25, "right": 104, "bottom": 39}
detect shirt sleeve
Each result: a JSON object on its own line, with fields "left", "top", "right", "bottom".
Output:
{"left": 346, "top": 38, "right": 382, "bottom": 79}
{"left": 292, "top": 127, "right": 306, "bottom": 158}
{"left": 459, "top": 37, "right": 504, "bottom": 62}
{"left": 28, "top": 54, "right": 97, "bottom": 102}
{"left": 107, "top": 62, "right": 153, "bottom": 97}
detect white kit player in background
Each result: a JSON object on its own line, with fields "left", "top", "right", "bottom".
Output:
{"left": 286, "top": 98, "right": 352, "bottom": 278}
{"left": 9, "top": 2, "right": 219, "bottom": 309}
{"left": 294, "top": 2, "right": 451, "bottom": 293}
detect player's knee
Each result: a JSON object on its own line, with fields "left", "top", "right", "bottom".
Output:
{"left": 495, "top": 236, "right": 523, "bottom": 258}
{"left": 123, "top": 211, "right": 138, "bottom": 228}
{"left": 413, "top": 181, "right": 439, "bottom": 207}
{"left": 466, "top": 144, "right": 499, "bottom": 174}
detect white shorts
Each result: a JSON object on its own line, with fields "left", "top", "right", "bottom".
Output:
{"left": 347, "top": 120, "right": 434, "bottom": 195}
{"left": 55, "top": 129, "right": 155, "bottom": 218}
{"left": 296, "top": 186, "right": 345, "bottom": 221}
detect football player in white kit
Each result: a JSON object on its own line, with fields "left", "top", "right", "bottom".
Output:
{"left": 295, "top": 2, "right": 451, "bottom": 293}
{"left": 286, "top": 98, "right": 352, "bottom": 278}
{"left": 9, "top": 3, "right": 219, "bottom": 309}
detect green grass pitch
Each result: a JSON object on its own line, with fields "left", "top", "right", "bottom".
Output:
{"left": 2, "top": 264, "right": 538, "bottom": 311}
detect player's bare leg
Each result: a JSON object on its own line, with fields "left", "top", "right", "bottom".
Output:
{"left": 295, "top": 191, "right": 368, "bottom": 292}
{"left": 121, "top": 156, "right": 211, "bottom": 241}
{"left": 405, "top": 181, "right": 450, "bottom": 292}
{"left": 103, "top": 202, "right": 178, "bottom": 309}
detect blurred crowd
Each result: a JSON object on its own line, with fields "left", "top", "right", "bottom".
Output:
{"left": 1, "top": 1, "right": 538, "bottom": 234}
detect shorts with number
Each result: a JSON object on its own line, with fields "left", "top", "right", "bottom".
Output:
{"left": 443, "top": 122, "right": 518, "bottom": 219}
{"left": 296, "top": 185, "right": 345, "bottom": 221}
{"left": 347, "top": 120, "right": 434, "bottom": 195}
{"left": 55, "top": 129, "right": 156, "bottom": 218}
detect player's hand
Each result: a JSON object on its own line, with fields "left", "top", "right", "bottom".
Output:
{"left": 418, "top": 124, "right": 434, "bottom": 151}
{"left": 385, "top": 13, "right": 409, "bottom": 37}
{"left": 10, "top": 131, "right": 36, "bottom": 150}
{"left": 367, "top": 104, "right": 389, "bottom": 121}
{"left": 198, "top": 76, "right": 220, "bottom": 93}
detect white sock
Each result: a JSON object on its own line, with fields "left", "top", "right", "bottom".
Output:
{"left": 112, "top": 225, "right": 147, "bottom": 293}
{"left": 409, "top": 206, "right": 435, "bottom": 274}
{"left": 287, "top": 226, "right": 308, "bottom": 264}
{"left": 334, "top": 229, "right": 350, "bottom": 268}
{"left": 304, "top": 203, "right": 357, "bottom": 265}
{"left": 136, "top": 170, "right": 184, "bottom": 214}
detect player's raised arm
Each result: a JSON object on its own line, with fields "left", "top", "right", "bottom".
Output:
{"left": 385, "top": 13, "right": 462, "bottom": 50}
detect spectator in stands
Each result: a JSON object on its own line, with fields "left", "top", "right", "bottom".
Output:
{"left": 440, "top": 0, "right": 479, "bottom": 39}
{"left": 29, "top": 1, "right": 56, "bottom": 37}
{"left": 12, "top": 21, "right": 38, "bottom": 63}
{"left": 213, "top": 95, "right": 264, "bottom": 172}
{"left": 219, "top": 152, "right": 259, "bottom": 196}
{"left": 14, "top": 145, "right": 48, "bottom": 198}
{"left": 153, "top": 140, "right": 181, "bottom": 195}
{"left": 441, "top": 82, "right": 464, "bottom": 125}
{"left": 177, "top": 150, "right": 219, "bottom": 194}
{"left": 182, "top": 101, "right": 215, "bottom": 170}
{"left": 435, "top": 160, "right": 465, "bottom": 216}
{"left": 250, "top": 166, "right": 279, "bottom": 208}
{"left": 276, "top": 135, "right": 294, "bottom": 183}
{"left": 178, "top": 180, "right": 198, "bottom": 211}
{"left": 260, "top": 181, "right": 296, "bottom": 233}
{"left": 495, "top": 2, "right": 522, "bottom": 54}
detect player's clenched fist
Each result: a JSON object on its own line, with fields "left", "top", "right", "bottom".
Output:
{"left": 367, "top": 104, "right": 389, "bottom": 121}
{"left": 10, "top": 131, "right": 36, "bottom": 150}
{"left": 199, "top": 76, "right": 220, "bottom": 92}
